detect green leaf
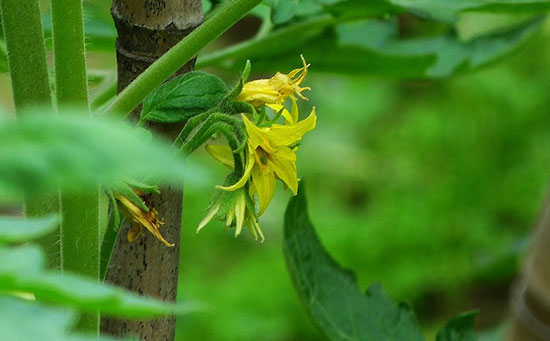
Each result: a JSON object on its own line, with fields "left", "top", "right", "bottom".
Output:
{"left": 283, "top": 183, "right": 424, "bottom": 340}
{"left": 0, "top": 110, "right": 208, "bottom": 200}
{"left": 0, "top": 215, "right": 59, "bottom": 244}
{"left": 0, "top": 245, "right": 202, "bottom": 318}
{"left": 389, "top": 0, "right": 550, "bottom": 23}
{"left": 436, "top": 311, "right": 479, "bottom": 341}
{"left": 0, "top": 297, "right": 121, "bottom": 341}
{"left": 141, "top": 71, "right": 229, "bottom": 123}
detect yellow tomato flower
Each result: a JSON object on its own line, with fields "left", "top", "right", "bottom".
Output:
{"left": 115, "top": 191, "right": 174, "bottom": 247}
{"left": 237, "top": 55, "right": 310, "bottom": 107}
{"left": 215, "top": 109, "right": 316, "bottom": 215}
{"left": 266, "top": 96, "right": 299, "bottom": 125}
{"left": 197, "top": 189, "right": 265, "bottom": 242}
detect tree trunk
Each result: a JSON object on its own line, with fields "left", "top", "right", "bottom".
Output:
{"left": 101, "top": 1, "right": 203, "bottom": 339}
{"left": 507, "top": 193, "right": 550, "bottom": 340}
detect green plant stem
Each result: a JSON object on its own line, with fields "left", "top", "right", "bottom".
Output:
{"left": 196, "top": 15, "right": 334, "bottom": 69}
{"left": 102, "top": 0, "right": 262, "bottom": 118}
{"left": 0, "top": 0, "right": 52, "bottom": 109}
{"left": 50, "top": 0, "right": 89, "bottom": 105}
{"left": 0, "top": 0, "right": 60, "bottom": 269}
{"left": 50, "top": 0, "right": 99, "bottom": 333}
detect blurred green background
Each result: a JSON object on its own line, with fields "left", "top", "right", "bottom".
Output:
{"left": 3, "top": 1, "right": 550, "bottom": 339}
{"left": 176, "top": 21, "right": 550, "bottom": 341}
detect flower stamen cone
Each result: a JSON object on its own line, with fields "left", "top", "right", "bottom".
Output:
{"left": 237, "top": 55, "right": 310, "bottom": 107}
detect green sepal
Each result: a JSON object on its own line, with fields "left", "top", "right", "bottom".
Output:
{"left": 123, "top": 178, "right": 160, "bottom": 195}
{"left": 99, "top": 205, "right": 123, "bottom": 280}
{"left": 224, "top": 100, "right": 257, "bottom": 116}
{"left": 224, "top": 60, "right": 251, "bottom": 101}
{"left": 111, "top": 182, "right": 149, "bottom": 212}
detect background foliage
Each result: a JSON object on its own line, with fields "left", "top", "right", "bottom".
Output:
{"left": 1, "top": 0, "right": 550, "bottom": 339}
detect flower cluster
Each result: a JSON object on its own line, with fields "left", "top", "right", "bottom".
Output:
{"left": 199, "top": 56, "right": 317, "bottom": 242}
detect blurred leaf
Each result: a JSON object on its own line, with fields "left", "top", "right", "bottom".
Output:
{"left": 389, "top": 0, "right": 550, "bottom": 22}
{"left": 436, "top": 311, "right": 479, "bottom": 341}
{"left": 0, "top": 215, "right": 59, "bottom": 244}
{"left": 0, "top": 244, "right": 202, "bottom": 318}
{"left": 269, "top": 0, "right": 300, "bottom": 24}
{"left": 245, "top": 16, "right": 543, "bottom": 78}
{"left": 325, "top": 0, "right": 403, "bottom": 20}
{"left": 141, "top": 72, "right": 229, "bottom": 123}
{"left": 0, "top": 297, "right": 121, "bottom": 341}
{"left": 197, "top": 15, "right": 334, "bottom": 69}
{"left": 267, "top": 0, "right": 550, "bottom": 24}
{"left": 202, "top": 0, "right": 213, "bottom": 14}
{"left": 267, "top": 0, "right": 402, "bottom": 24}
{"left": 283, "top": 183, "right": 424, "bottom": 340}
{"left": 0, "top": 110, "right": 207, "bottom": 201}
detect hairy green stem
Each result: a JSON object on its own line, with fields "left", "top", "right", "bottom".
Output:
{"left": 0, "top": 0, "right": 60, "bottom": 269}
{"left": 50, "top": 0, "right": 89, "bottom": 105}
{"left": 0, "top": 0, "right": 52, "bottom": 109}
{"left": 51, "top": 0, "right": 99, "bottom": 333}
{"left": 102, "top": 0, "right": 262, "bottom": 118}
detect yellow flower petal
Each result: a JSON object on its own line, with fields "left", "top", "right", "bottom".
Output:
{"left": 251, "top": 164, "right": 276, "bottom": 216}
{"left": 288, "top": 96, "right": 299, "bottom": 125}
{"left": 238, "top": 80, "right": 280, "bottom": 107}
{"left": 205, "top": 144, "right": 234, "bottom": 169}
{"left": 216, "top": 148, "right": 254, "bottom": 191}
{"left": 267, "top": 102, "right": 295, "bottom": 125}
{"left": 269, "top": 147, "right": 298, "bottom": 195}
{"left": 116, "top": 192, "right": 174, "bottom": 247}
{"left": 241, "top": 115, "right": 275, "bottom": 152}
{"left": 234, "top": 191, "right": 246, "bottom": 237}
{"left": 127, "top": 224, "right": 143, "bottom": 243}
{"left": 237, "top": 56, "right": 310, "bottom": 107}
{"left": 266, "top": 107, "right": 316, "bottom": 146}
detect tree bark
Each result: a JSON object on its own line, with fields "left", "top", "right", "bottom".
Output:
{"left": 101, "top": 1, "right": 203, "bottom": 339}
{"left": 507, "top": 192, "right": 550, "bottom": 340}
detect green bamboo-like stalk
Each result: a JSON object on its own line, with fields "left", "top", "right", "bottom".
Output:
{"left": 0, "top": 0, "right": 60, "bottom": 269}
{"left": 50, "top": 0, "right": 100, "bottom": 333}
{"left": 102, "top": 0, "right": 262, "bottom": 118}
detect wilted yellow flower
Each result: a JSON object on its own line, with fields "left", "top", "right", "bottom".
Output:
{"left": 215, "top": 109, "right": 316, "bottom": 215}
{"left": 115, "top": 191, "right": 174, "bottom": 247}
{"left": 237, "top": 55, "right": 310, "bottom": 107}
{"left": 197, "top": 188, "right": 265, "bottom": 242}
